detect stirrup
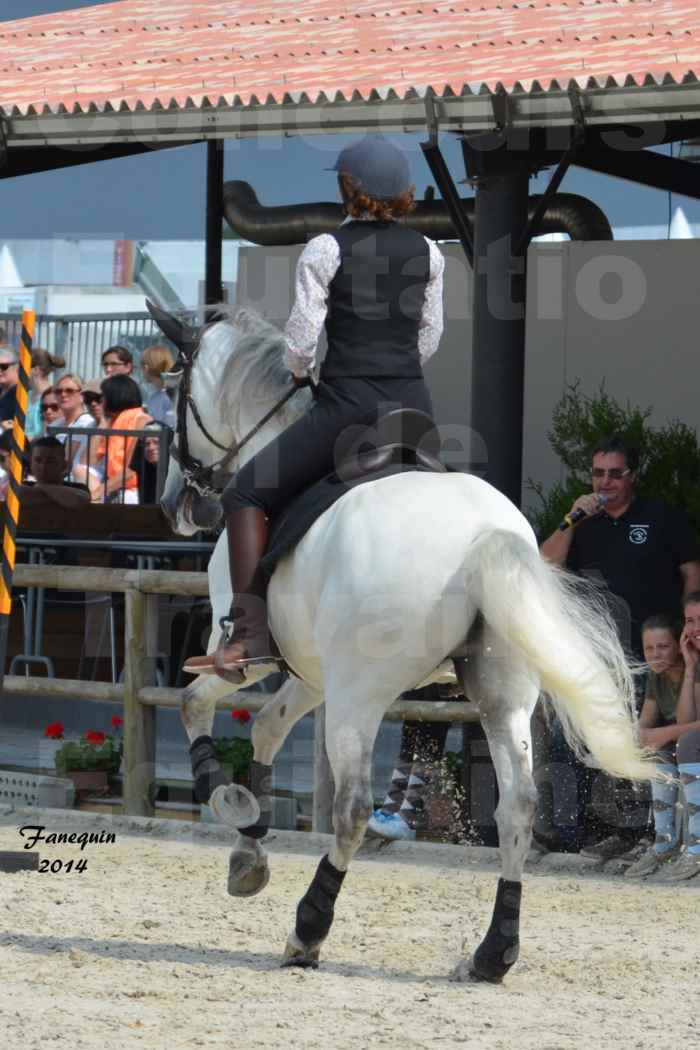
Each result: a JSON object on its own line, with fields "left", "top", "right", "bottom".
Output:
{"left": 213, "top": 617, "right": 283, "bottom": 685}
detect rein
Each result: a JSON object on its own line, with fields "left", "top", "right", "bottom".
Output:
{"left": 171, "top": 338, "right": 306, "bottom": 498}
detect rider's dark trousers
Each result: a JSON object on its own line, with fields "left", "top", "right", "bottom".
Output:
{"left": 222, "top": 375, "right": 433, "bottom": 518}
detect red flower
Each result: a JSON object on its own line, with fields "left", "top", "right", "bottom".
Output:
{"left": 231, "top": 708, "right": 251, "bottom": 724}
{"left": 44, "top": 722, "right": 64, "bottom": 740}
{"left": 111, "top": 715, "right": 124, "bottom": 730}
{"left": 84, "top": 730, "right": 106, "bottom": 746}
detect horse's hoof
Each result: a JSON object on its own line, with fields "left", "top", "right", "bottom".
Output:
{"left": 451, "top": 952, "right": 508, "bottom": 984}
{"left": 209, "top": 782, "right": 261, "bottom": 828}
{"left": 227, "top": 852, "right": 270, "bottom": 897}
{"left": 281, "top": 932, "right": 321, "bottom": 970}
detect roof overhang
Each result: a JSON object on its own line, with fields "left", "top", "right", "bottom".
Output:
{"left": 5, "top": 80, "right": 700, "bottom": 150}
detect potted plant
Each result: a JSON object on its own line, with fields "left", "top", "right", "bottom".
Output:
{"left": 212, "top": 708, "right": 254, "bottom": 787}
{"left": 46, "top": 716, "right": 123, "bottom": 799}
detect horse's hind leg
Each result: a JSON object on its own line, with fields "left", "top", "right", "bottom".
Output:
{"left": 223, "top": 678, "right": 322, "bottom": 897}
{"left": 452, "top": 632, "right": 539, "bottom": 984}
{"left": 282, "top": 687, "right": 387, "bottom": 969}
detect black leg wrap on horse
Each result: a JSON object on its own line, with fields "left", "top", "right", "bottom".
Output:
{"left": 189, "top": 735, "right": 229, "bottom": 804}
{"left": 295, "top": 855, "right": 347, "bottom": 948}
{"left": 471, "top": 878, "right": 522, "bottom": 983}
{"left": 239, "top": 760, "right": 273, "bottom": 841}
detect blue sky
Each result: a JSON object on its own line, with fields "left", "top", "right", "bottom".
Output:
{"left": 1, "top": 0, "right": 698, "bottom": 241}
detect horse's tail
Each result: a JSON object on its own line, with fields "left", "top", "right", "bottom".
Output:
{"left": 468, "top": 529, "right": 659, "bottom": 783}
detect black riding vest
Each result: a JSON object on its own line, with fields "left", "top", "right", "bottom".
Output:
{"left": 321, "top": 221, "right": 430, "bottom": 380}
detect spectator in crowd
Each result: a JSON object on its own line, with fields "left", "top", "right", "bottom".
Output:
{"left": 82, "top": 379, "right": 104, "bottom": 426}
{"left": 51, "top": 373, "right": 95, "bottom": 470}
{"left": 541, "top": 435, "right": 700, "bottom": 657}
{"left": 38, "top": 387, "right": 62, "bottom": 435}
{"left": 539, "top": 435, "right": 700, "bottom": 859}
{"left": 139, "top": 420, "right": 171, "bottom": 503}
{"left": 624, "top": 609, "right": 700, "bottom": 877}
{"left": 101, "top": 345, "right": 134, "bottom": 377}
{"left": 141, "top": 345, "right": 176, "bottom": 429}
{"left": 26, "top": 349, "right": 65, "bottom": 440}
{"left": 91, "top": 375, "right": 152, "bottom": 504}
{"left": 367, "top": 684, "right": 461, "bottom": 842}
{"left": 0, "top": 428, "right": 13, "bottom": 499}
{"left": 19, "top": 436, "right": 89, "bottom": 509}
{"left": 0, "top": 345, "right": 19, "bottom": 428}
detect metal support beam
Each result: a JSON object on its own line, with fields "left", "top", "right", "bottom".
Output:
{"left": 0, "top": 140, "right": 197, "bottom": 180}
{"left": 575, "top": 145, "right": 700, "bottom": 200}
{"left": 205, "top": 139, "right": 225, "bottom": 306}
{"left": 421, "top": 95, "right": 474, "bottom": 267}
{"left": 463, "top": 139, "right": 530, "bottom": 506}
{"left": 515, "top": 85, "right": 586, "bottom": 254}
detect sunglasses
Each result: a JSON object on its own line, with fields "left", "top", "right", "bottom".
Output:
{"left": 84, "top": 393, "right": 102, "bottom": 404}
{"left": 42, "top": 402, "right": 60, "bottom": 412}
{"left": 56, "top": 387, "right": 81, "bottom": 396}
{"left": 591, "top": 468, "right": 631, "bottom": 480}
{"left": 0, "top": 362, "right": 15, "bottom": 372}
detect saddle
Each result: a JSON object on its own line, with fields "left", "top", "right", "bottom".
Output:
{"left": 334, "top": 408, "right": 446, "bottom": 482}
{"left": 261, "top": 408, "right": 446, "bottom": 579}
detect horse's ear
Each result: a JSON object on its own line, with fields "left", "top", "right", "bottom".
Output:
{"left": 146, "top": 299, "right": 197, "bottom": 355}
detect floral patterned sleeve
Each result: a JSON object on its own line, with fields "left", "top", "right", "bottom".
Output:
{"left": 418, "top": 239, "right": 445, "bottom": 366}
{"left": 283, "top": 234, "right": 340, "bottom": 377}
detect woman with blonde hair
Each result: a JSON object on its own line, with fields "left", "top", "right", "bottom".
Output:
{"left": 51, "top": 372, "right": 94, "bottom": 469}
{"left": 26, "top": 348, "right": 65, "bottom": 439}
{"left": 141, "top": 344, "right": 176, "bottom": 428}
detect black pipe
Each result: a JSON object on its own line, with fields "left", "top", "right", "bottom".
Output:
{"left": 222, "top": 181, "right": 613, "bottom": 246}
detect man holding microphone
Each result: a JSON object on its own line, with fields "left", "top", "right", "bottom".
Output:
{"left": 541, "top": 435, "right": 700, "bottom": 658}
{"left": 537, "top": 435, "right": 700, "bottom": 860}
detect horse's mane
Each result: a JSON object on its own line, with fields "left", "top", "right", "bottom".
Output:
{"left": 203, "top": 304, "right": 310, "bottom": 432}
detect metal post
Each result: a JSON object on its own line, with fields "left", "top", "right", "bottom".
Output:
{"left": 0, "top": 309, "right": 34, "bottom": 693}
{"left": 463, "top": 140, "right": 530, "bottom": 505}
{"left": 205, "top": 140, "right": 225, "bottom": 307}
{"left": 123, "top": 589, "right": 156, "bottom": 815}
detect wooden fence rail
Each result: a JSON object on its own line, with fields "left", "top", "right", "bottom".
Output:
{"left": 5, "top": 563, "right": 480, "bottom": 829}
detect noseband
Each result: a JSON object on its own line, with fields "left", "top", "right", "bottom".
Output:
{"left": 169, "top": 330, "right": 306, "bottom": 501}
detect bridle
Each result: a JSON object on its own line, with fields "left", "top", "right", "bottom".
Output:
{"left": 168, "top": 330, "right": 304, "bottom": 500}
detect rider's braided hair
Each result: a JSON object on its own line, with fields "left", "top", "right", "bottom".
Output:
{"left": 339, "top": 173, "right": 415, "bottom": 222}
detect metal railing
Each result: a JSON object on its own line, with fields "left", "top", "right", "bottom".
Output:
{"left": 0, "top": 311, "right": 192, "bottom": 380}
{"left": 47, "top": 424, "right": 172, "bottom": 504}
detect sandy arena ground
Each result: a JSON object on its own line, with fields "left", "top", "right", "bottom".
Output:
{"left": 0, "top": 815, "right": 697, "bottom": 1050}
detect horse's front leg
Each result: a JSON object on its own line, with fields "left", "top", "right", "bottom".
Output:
{"left": 221, "top": 678, "right": 322, "bottom": 897}
{"left": 452, "top": 635, "right": 539, "bottom": 984}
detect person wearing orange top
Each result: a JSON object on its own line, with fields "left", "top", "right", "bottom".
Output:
{"left": 87, "top": 375, "right": 151, "bottom": 504}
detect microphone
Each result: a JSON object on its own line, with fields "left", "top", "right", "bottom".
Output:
{"left": 558, "top": 493, "right": 608, "bottom": 531}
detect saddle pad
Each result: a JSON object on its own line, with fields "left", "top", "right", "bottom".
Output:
{"left": 261, "top": 462, "right": 435, "bottom": 579}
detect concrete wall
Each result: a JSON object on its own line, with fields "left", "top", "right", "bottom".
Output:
{"left": 236, "top": 239, "right": 700, "bottom": 513}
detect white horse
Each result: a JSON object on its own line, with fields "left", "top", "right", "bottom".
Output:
{"left": 155, "top": 304, "right": 657, "bottom": 982}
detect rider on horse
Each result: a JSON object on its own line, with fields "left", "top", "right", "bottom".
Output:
{"left": 184, "top": 134, "right": 445, "bottom": 679}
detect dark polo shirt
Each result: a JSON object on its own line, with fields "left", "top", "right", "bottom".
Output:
{"left": 567, "top": 496, "right": 700, "bottom": 655}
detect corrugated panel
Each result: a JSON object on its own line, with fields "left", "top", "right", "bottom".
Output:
{"left": 0, "top": 0, "right": 699, "bottom": 116}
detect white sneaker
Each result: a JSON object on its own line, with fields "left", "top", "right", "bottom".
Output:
{"left": 366, "top": 810, "right": 416, "bottom": 842}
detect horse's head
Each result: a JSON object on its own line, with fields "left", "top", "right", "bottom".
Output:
{"left": 148, "top": 299, "right": 310, "bottom": 536}
{"left": 147, "top": 300, "right": 228, "bottom": 536}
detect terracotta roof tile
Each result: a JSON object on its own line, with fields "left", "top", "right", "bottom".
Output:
{"left": 0, "top": 0, "right": 698, "bottom": 116}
